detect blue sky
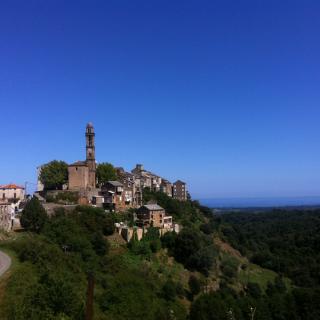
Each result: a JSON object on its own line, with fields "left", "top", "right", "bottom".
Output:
{"left": 1, "top": 0, "right": 320, "bottom": 199}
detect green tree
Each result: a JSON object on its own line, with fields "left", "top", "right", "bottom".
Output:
{"left": 20, "top": 197, "right": 48, "bottom": 233}
{"left": 96, "top": 162, "right": 118, "bottom": 185}
{"left": 189, "top": 275, "right": 201, "bottom": 297}
{"left": 40, "top": 160, "right": 68, "bottom": 190}
{"left": 162, "top": 280, "right": 177, "bottom": 301}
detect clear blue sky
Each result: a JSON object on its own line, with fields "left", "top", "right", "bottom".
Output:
{"left": 1, "top": 0, "right": 319, "bottom": 199}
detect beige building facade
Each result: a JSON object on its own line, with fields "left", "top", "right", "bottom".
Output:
{"left": 173, "top": 180, "right": 187, "bottom": 201}
{"left": 0, "top": 202, "right": 13, "bottom": 231}
{"left": 0, "top": 184, "right": 25, "bottom": 202}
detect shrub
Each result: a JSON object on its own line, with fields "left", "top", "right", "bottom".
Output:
{"left": 20, "top": 197, "right": 48, "bottom": 233}
{"left": 189, "top": 275, "right": 201, "bottom": 296}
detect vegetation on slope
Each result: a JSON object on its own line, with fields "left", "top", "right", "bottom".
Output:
{"left": 1, "top": 195, "right": 320, "bottom": 319}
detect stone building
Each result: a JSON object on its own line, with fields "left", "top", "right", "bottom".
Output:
{"left": 116, "top": 167, "right": 138, "bottom": 207}
{"left": 0, "top": 184, "right": 25, "bottom": 202}
{"left": 160, "top": 179, "right": 173, "bottom": 197}
{"left": 0, "top": 202, "right": 13, "bottom": 232}
{"left": 0, "top": 184, "right": 25, "bottom": 212}
{"left": 136, "top": 203, "right": 167, "bottom": 228}
{"left": 100, "top": 181, "right": 125, "bottom": 211}
{"left": 173, "top": 180, "right": 187, "bottom": 201}
{"left": 68, "top": 123, "right": 96, "bottom": 192}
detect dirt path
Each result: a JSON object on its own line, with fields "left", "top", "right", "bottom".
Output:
{"left": 214, "top": 237, "right": 247, "bottom": 262}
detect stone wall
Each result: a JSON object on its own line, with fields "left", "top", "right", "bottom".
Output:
{"left": 68, "top": 165, "right": 89, "bottom": 190}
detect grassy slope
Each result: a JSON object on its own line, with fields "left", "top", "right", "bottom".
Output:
{"left": 214, "top": 235, "right": 292, "bottom": 292}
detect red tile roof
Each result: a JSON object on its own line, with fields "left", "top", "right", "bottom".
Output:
{"left": 0, "top": 184, "right": 25, "bottom": 189}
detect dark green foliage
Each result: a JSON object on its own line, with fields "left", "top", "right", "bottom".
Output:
{"left": 164, "top": 228, "right": 217, "bottom": 274}
{"left": 90, "top": 231, "right": 109, "bottom": 256}
{"left": 20, "top": 197, "right": 48, "bottom": 233}
{"left": 102, "top": 215, "right": 116, "bottom": 235}
{"left": 98, "top": 270, "right": 186, "bottom": 320}
{"left": 128, "top": 239, "right": 152, "bottom": 257}
{"left": 221, "top": 256, "right": 239, "bottom": 279}
{"left": 189, "top": 275, "right": 201, "bottom": 296}
{"left": 161, "top": 231, "right": 177, "bottom": 252}
{"left": 47, "top": 191, "right": 79, "bottom": 204}
{"left": 142, "top": 188, "right": 207, "bottom": 224}
{"left": 190, "top": 285, "right": 306, "bottom": 320}
{"left": 145, "top": 227, "right": 162, "bottom": 253}
{"left": 2, "top": 238, "right": 86, "bottom": 320}
{"left": 0, "top": 206, "right": 116, "bottom": 319}
{"left": 40, "top": 160, "right": 68, "bottom": 190}
{"left": 190, "top": 292, "right": 230, "bottom": 320}
{"left": 246, "top": 282, "right": 262, "bottom": 298}
{"left": 43, "top": 214, "right": 96, "bottom": 260}
{"left": 200, "top": 221, "right": 215, "bottom": 235}
{"left": 96, "top": 162, "right": 118, "bottom": 185}
{"left": 43, "top": 209, "right": 109, "bottom": 268}
{"left": 217, "top": 209, "right": 320, "bottom": 319}
{"left": 162, "top": 279, "right": 177, "bottom": 301}
{"left": 220, "top": 209, "right": 320, "bottom": 288}
{"left": 74, "top": 205, "right": 115, "bottom": 239}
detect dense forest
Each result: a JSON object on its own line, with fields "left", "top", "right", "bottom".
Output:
{"left": 220, "top": 209, "right": 320, "bottom": 287}
{"left": 1, "top": 195, "right": 320, "bottom": 319}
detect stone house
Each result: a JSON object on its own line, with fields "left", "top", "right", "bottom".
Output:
{"left": 0, "top": 184, "right": 25, "bottom": 212}
{"left": 116, "top": 168, "right": 137, "bottom": 207}
{"left": 160, "top": 179, "right": 173, "bottom": 197}
{"left": 136, "top": 203, "right": 172, "bottom": 228}
{"left": 0, "top": 184, "right": 25, "bottom": 203}
{"left": 131, "top": 164, "right": 160, "bottom": 191}
{"left": 0, "top": 202, "right": 13, "bottom": 232}
{"left": 100, "top": 181, "right": 125, "bottom": 211}
{"left": 173, "top": 180, "right": 187, "bottom": 201}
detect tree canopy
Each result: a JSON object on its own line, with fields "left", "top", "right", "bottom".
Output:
{"left": 40, "top": 160, "right": 68, "bottom": 190}
{"left": 96, "top": 162, "right": 118, "bottom": 185}
{"left": 20, "top": 197, "right": 48, "bottom": 233}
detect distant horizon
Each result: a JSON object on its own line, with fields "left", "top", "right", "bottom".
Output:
{"left": 199, "top": 195, "right": 320, "bottom": 208}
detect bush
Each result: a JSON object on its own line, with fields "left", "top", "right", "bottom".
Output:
{"left": 247, "top": 282, "right": 262, "bottom": 298}
{"left": 128, "top": 239, "right": 152, "bottom": 257}
{"left": 161, "top": 232, "right": 177, "bottom": 252}
{"left": 221, "top": 256, "right": 239, "bottom": 279}
{"left": 172, "top": 228, "right": 217, "bottom": 274}
{"left": 20, "top": 197, "right": 48, "bottom": 233}
{"left": 162, "top": 280, "right": 177, "bottom": 301}
{"left": 55, "top": 192, "right": 79, "bottom": 204}
{"left": 189, "top": 275, "right": 201, "bottom": 296}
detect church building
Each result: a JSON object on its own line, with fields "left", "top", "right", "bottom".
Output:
{"left": 68, "top": 123, "right": 96, "bottom": 191}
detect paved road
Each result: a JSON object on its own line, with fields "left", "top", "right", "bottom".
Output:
{"left": 0, "top": 251, "right": 11, "bottom": 277}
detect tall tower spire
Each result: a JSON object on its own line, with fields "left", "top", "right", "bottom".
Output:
{"left": 86, "top": 122, "right": 96, "bottom": 188}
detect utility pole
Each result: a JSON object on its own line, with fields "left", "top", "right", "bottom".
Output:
{"left": 24, "top": 181, "right": 27, "bottom": 199}
{"left": 85, "top": 273, "right": 95, "bottom": 320}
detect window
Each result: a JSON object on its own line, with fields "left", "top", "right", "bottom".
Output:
{"left": 14, "top": 193, "right": 16, "bottom": 199}
{"left": 2, "top": 194, "right": 5, "bottom": 199}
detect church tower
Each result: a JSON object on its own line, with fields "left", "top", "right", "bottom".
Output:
{"left": 86, "top": 122, "right": 96, "bottom": 188}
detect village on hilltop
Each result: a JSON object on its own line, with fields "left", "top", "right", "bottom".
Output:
{"left": 1, "top": 123, "right": 187, "bottom": 241}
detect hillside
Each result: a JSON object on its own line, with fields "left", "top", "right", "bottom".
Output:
{"left": 0, "top": 194, "right": 319, "bottom": 319}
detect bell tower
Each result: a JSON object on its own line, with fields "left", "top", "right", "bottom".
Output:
{"left": 86, "top": 122, "right": 96, "bottom": 188}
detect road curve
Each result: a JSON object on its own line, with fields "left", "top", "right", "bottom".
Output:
{"left": 0, "top": 250, "right": 11, "bottom": 277}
